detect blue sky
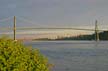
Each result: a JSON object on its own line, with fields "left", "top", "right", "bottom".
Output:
{"left": 0, "top": 0, "right": 108, "bottom": 29}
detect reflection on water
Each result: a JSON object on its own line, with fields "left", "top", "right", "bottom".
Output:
{"left": 24, "top": 41, "right": 108, "bottom": 71}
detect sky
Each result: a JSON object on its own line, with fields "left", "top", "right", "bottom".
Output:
{"left": 0, "top": 0, "right": 108, "bottom": 28}
{"left": 0, "top": 0, "right": 108, "bottom": 37}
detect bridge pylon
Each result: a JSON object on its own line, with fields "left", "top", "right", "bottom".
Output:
{"left": 95, "top": 20, "right": 99, "bottom": 41}
{"left": 13, "top": 16, "right": 16, "bottom": 41}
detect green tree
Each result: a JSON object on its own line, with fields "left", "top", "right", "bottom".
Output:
{"left": 0, "top": 37, "right": 49, "bottom": 71}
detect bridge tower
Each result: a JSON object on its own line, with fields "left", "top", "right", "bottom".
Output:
{"left": 95, "top": 20, "right": 99, "bottom": 41}
{"left": 13, "top": 16, "right": 16, "bottom": 41}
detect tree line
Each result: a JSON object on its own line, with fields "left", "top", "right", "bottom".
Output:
{"left": 56, "top": 31, "right": 108, "bottom": 40}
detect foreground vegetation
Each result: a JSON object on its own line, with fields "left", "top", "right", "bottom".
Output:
{"left": 0, "top": 37, "right": 49, "bottom": 71}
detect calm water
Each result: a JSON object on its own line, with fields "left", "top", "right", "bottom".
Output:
{"left": 24, "top": 41, "right": 108, "bottom": 71}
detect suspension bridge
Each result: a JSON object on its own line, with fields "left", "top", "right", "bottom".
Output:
{"left": 0, "top": 16, "right": 107, "bottom": 41}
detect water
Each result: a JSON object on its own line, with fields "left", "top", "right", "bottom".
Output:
{"left": 24, "top": 41, "right": 108, "bottom": 71}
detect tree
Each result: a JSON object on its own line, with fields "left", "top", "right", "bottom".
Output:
{"left": 0, "top": 37, "right": 49, "bottom": 71}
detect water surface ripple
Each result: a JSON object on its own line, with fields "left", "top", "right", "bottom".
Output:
{"left": 24, "top": 41, "right": 108, "bottom": 71}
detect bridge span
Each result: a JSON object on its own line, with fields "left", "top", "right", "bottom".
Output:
{"left": 0, "top": 16, "right": 107, "bottom": 41}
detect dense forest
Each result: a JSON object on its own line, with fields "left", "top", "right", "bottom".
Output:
{"left": 56, "top": 31, "right": 108, "bottom": 40}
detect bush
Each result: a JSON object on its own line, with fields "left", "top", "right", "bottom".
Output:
{"left": 0, "top": 37, "right": 49, "bottom": 71}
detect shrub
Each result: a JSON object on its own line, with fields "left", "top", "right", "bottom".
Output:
{"left": 0, "top": 37, "right": 49, "bottom": 71}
